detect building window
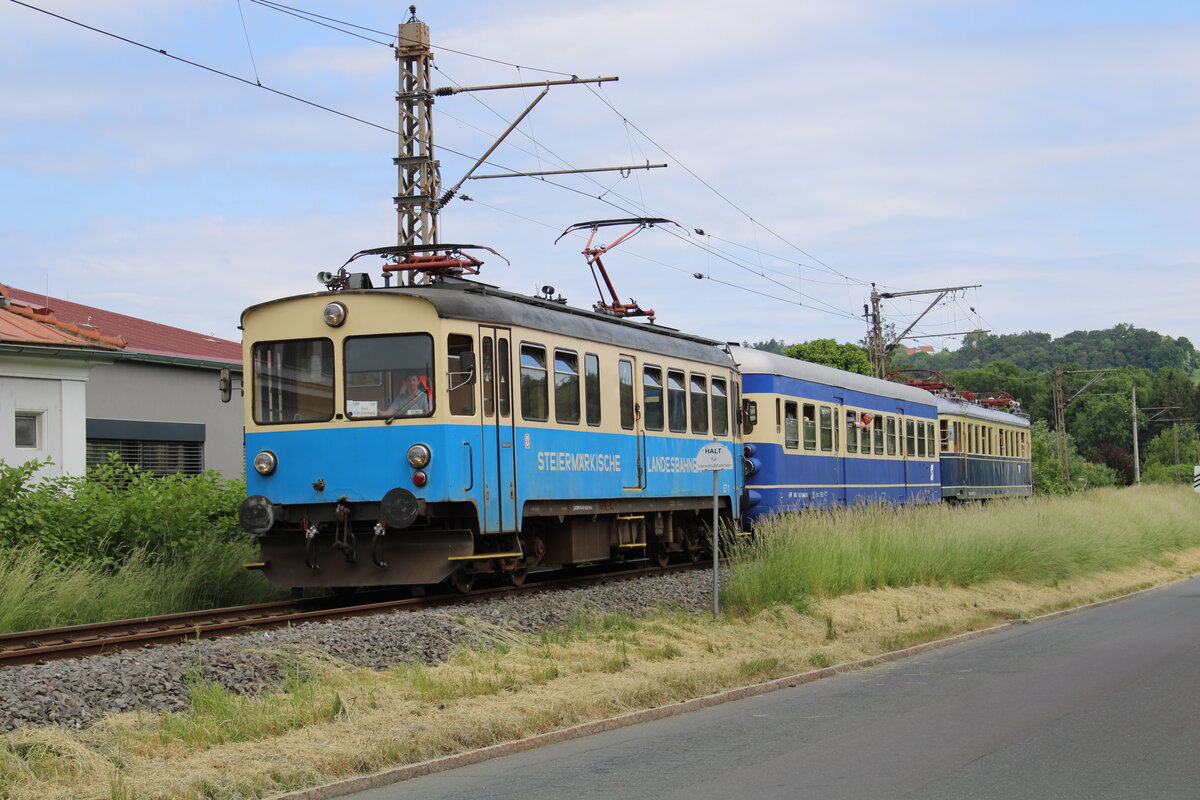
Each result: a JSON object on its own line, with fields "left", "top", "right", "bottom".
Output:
{"left": 15, "top": 412, "right": 39, "bottom": 449}
{"left": 86, "top": 439, "right": 204, "bottom": 476}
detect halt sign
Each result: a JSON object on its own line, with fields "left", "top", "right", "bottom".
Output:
{"left": 695, "top": 442, "right": 733, "bottom": 471}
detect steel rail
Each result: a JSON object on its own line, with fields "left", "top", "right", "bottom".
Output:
{"left": 0, "top": 562, "right": 705, "bottom": 667}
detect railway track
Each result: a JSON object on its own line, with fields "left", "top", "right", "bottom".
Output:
{"left": 0, "top": 561, "right": 705, "bottom": 667}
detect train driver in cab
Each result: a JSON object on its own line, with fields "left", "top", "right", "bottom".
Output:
{"left": 388, "top": 370, "right": 431, "bottom": 416}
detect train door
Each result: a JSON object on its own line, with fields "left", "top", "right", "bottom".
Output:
{"left": 617, "top": 355, "right": 646, "bottom": 490}
{"left": 478, "top": 326, "right": 519, "bottom": 532}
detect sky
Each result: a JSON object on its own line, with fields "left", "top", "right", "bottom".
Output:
{"left": 2, "top": 0, "right": 1199, "bottom": 352}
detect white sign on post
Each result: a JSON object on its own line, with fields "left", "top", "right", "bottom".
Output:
{"left": 695, "top": 442, "right": 733, "bottom": 619}
{"left": 695, "top": 442, "right": 734, "bottom": 471}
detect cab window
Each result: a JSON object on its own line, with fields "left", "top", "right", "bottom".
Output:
{"left": 253, "top": 338, "right": 335, "bottom": 424}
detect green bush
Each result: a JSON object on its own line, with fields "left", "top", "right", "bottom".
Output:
{"left": 0, "top": 455, "right": 248, "bottom": 566}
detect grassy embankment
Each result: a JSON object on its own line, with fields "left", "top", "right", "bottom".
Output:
{"left": 1, "top": 485, "right": 1198, "bottom": 800}
{"left": 0, "top": 540, "right": 282, "bottom": 634}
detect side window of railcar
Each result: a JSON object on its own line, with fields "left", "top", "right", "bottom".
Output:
{"left": 554, "top": 349, "right": 580, "bottom": 425}
{"left": 939, "top": 420, "right": 950, "bottom": 452}
{"left": 519, "top": 344, "right": 548, "bottom": 422}
{"left": 252, "top": 338, "right": 334, "bottom": 424}
{"left": 711, "top": 378, "right": 729, "bottom": 436}
{"left": 887, "top": 416, "right": 897, "bottom": 456}
{"left": 802, "top": 403, "right": 816, "bottom": 450}
{"left": 784, "top": 402, "right": 799, "bottom": 449}
{"left": 819, "top": 406, "right": 833, "bottom": 451}
{"left": 905, "top": 419, "right": 916, "bottom": 456}
{"left": 585, "top": 353, "right": 601, "bottom": 426}
{"left": 619, "top": 359, "right": 635, "bottom": 430}
{"left": 447, "top": 334, "right": 475, "bottom": 416}
{"left": 667, "top": 370, "right": 687, "bottom": 433}
{"left": 926, "top": 422, "right": 935, "bottom": 458}
{"left": 690, "top": 374, "right": 708, "bottom": 434}
{"left": 344, "top": 333, "right": 433, "bottom": 420}
{"left": 845, "top": 411, "right": 858, "bottom": 453}
{"left": 917, "top": 422, "right": 927, "bottom": 458}
{"left": 643, "top": 366, "right": 664, "bottom": 430}
{"left": 874, "top": 415, "right": 884, "bottom": 455}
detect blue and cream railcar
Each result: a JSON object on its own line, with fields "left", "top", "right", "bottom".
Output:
{"left": 732, "top": 347, "right": 941, "bottom": 523}
{"left": 936, "top": 397, "right": 1032, "bottom": 500}
{"left": 238, "top": 275, "right": 740, "bottom": 590}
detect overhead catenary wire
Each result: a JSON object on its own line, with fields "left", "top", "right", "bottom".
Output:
{"left": 13, "top": 0, "right": 941, "bottom": 336}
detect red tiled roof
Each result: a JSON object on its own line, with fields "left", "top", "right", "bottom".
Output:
{"left": 2, "top": 285, "right": 240, "bottom": 365}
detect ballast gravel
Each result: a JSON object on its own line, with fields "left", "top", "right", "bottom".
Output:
{"left": 0, "top": 571, "right": 715, "bottom": 733}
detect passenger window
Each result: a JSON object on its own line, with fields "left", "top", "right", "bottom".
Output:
{"left": 846, "top": 411, "right": 858, "bottom": 454}
{"left": 643, "top": 366, "right": 664, "bottom": 430}
{"left": 668, "top": 370, "right": 687, "bottom": 433}
{"left": 711, "top": 378, "right": 729, "bottom": 436}
{"left": 619, "top": 359, "right": 634, "bottom": 430}
{"left": 784, "top": 402, "right": 799, "bottom": 449}
{"left": 906, "top": 419, "right": 916, "bottom": 456}
{"left": 690, "top": 374, "right": 708, "bottom": 434}
{"left": 775, "top": 398, "right": 782, "bottom": 434}
{"left": 585, "top": 354, "right": 601, "bottom": 426}
{"left": 820, "top": 406, "right": 833, "bottom": 451}
{"left": 554, "top": 350, "right": 580, "bottom": 424}
{"left": 802, "top": 403, "right": 816, "bottom": 450}
{"left": 926, "top": 422, "right": 935, "bottom": 457}
{"left": 519, "top": 344, "right": 548, "bottom": 421}
{"left": 917, "top": 422, "right": 927, "bottom": 458}
{"left": 447, "top": 334, "right": 475, "bottom": 416}
{"left": 873, "top": 415, "right": 884, "bottom": 455}
{"left": 887, "top": 416, "right": 897, "bottom": 456}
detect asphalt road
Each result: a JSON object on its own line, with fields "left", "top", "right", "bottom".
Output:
{"left": 346, "top": 575, "right": 1200, "bottom": 800}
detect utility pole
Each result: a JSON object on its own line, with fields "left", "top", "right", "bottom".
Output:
{"left": 1131, "top": 386, "right": 1140, "bottom": 485}
{"left": 1051, "top": 368, "right": 1117, "bottom": 486}
{"left": 865, "top": 283, "right": 984, "bottom": 379}
{"left": 394, "top": 8, "right": 439, "bottom": 257}
{"left": 1054, "top": 369, "right": 1070, "bottom": 484}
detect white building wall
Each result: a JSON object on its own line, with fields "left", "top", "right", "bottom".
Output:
{"left": 0, "top": 355, "right": 97, "bottom": 479}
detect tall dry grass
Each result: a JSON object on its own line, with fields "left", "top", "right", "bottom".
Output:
{"left": 724, "top": 485, "right": 1199, "bottom": 613}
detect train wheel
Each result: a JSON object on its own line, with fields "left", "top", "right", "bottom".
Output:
{"left": 447, "top": 568, "right": 475, "bottom": 594}
{"left": 649, "top": 540, "right": 670, "bottom": 568}
{"left": 683, "top": 529, "right": 703, "bottom": 563}
{"left": 502, "top": 560, "right": 528, "bottom": 587}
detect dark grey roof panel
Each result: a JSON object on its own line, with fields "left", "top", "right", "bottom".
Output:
{"left": 935, "top": 396, "right": 1032, "bottom": 427}
{"left": 246, "top": 279, "right": 734, "bottom": 368}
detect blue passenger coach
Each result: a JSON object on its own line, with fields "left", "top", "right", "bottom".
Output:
{"left": 732, "top": 346, "right": 941, "bottom": 523}
{"left": 936, "top": 396, "right": 1032, "bottom": 500}
{"left": 238, "top": 272, "right": 740, "bottom": 591}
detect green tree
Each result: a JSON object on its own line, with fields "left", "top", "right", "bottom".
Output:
{"left": 1141, "top": 426, "right": 1198, "bottom": 485}
{"left": 784, "top": 339, "right": 872, "bottom": 376}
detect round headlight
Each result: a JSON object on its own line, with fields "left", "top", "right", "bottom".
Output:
{"left": 406, "top": 443, "right": 431, "bottom": 469}
{"left": 253, "top": 450, "right": 278, "bottom": 476}
{"left": 323, "top": 301, "right": 347, "bottom": 327}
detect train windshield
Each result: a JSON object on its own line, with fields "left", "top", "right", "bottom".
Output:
{"left": 344, "top": 333, "right": 434, "bottom": 419}
{"left": 251, "top": 338, "right": 335, "bottom": 424}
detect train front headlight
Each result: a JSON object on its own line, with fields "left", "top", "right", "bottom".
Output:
{"left": 322, "top": 301, "right": 348, "bottom": 327}
{"left": 253, "top": 450, "right": 278, "bottom": 476}
{"left": 407, "top": 443, "right": 432, "bottom": 469}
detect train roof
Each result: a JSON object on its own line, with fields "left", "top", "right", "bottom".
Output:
{"left": 935, "top": 395, "right": 1032, "bottom": 427}
{"left": 243, "top": 277, "right": 734, "bottom": 369}
{"left": 729, "top": 346, "right": 937, "bottom": 407}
